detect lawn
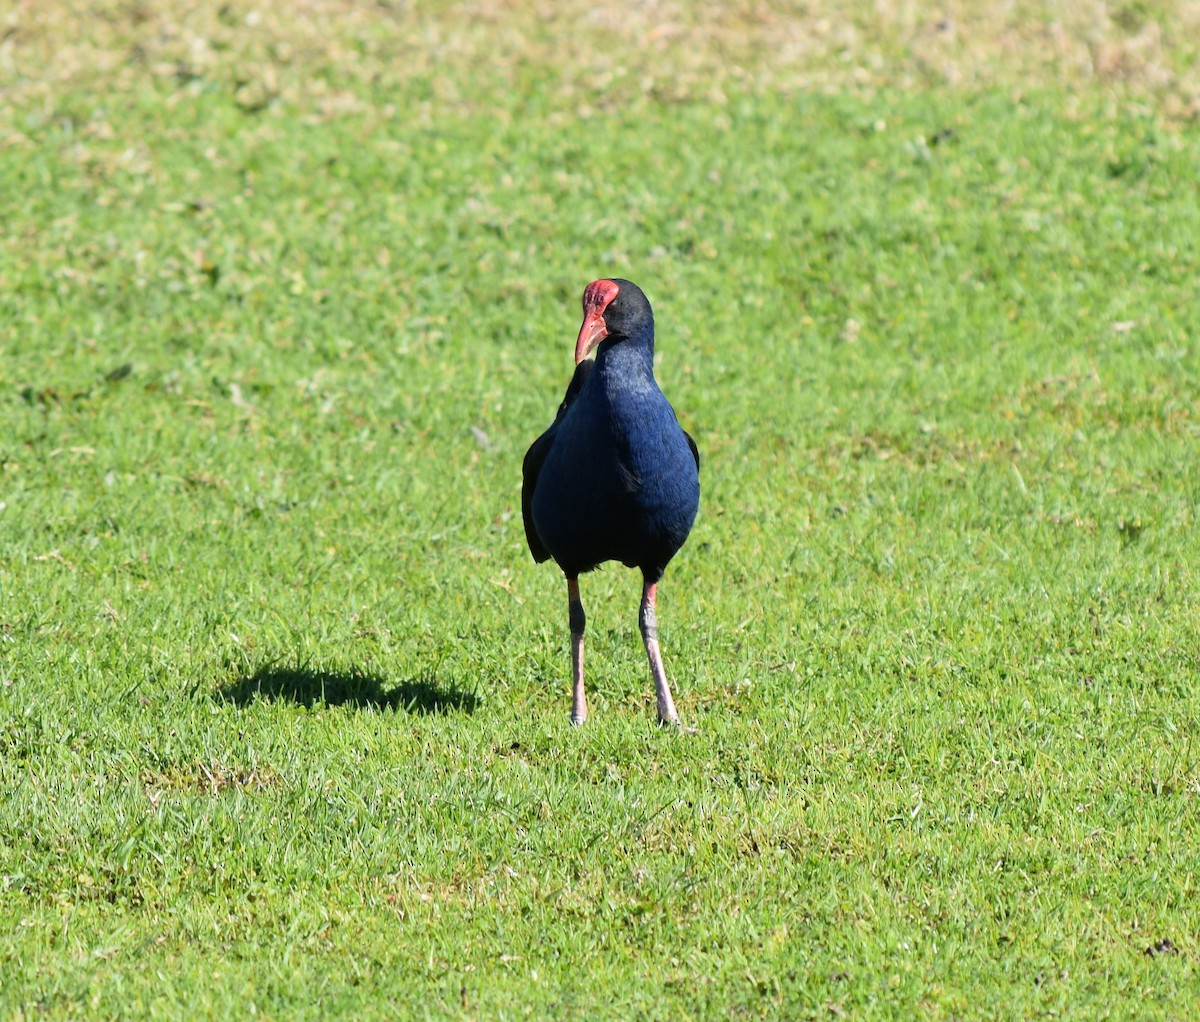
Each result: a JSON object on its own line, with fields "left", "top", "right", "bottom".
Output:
{"left": 2, "top": 2, "right": 1199, "bottom": 1018}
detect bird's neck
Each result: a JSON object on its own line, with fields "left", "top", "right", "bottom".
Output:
{"left": 596, "top": 330, "right": 656, "bottom": 379}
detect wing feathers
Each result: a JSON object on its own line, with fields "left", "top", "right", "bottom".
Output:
{"left": 521, "top": 360, "right": 595, "bottom": 562}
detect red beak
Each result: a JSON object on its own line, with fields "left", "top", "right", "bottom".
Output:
{"left": 574, "top": 279, "right": 620, "bottom": 364}
{"left": 574, "top": 309, "right": 607, "bottom": 364}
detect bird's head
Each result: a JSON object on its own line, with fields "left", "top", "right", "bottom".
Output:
{"left": 574, "top": 278, "right": 653, "bottom": 364}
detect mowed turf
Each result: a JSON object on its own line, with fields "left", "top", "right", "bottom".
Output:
{"left": 2, "top": 3, "right": 1200, "bottom": 1019}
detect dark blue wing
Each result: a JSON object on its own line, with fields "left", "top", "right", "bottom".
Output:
{"left": 521, "top": 360, "right": 595, "bottom": 563}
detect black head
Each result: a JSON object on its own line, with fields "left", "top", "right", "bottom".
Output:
{"left": 574, "top": 278, "right": 655, "bottom": 363}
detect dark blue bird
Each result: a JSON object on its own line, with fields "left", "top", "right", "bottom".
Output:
{"left": 522, "top": 279, "right": 700, "bottom": 725}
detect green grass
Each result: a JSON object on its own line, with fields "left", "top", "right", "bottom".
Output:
{"left": 3, "top": 3, "right": 1200, "bottom": 1018}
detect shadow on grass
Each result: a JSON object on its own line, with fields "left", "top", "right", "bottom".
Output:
{"left": 219, "top": 663, "right": 479, "bottom": 715}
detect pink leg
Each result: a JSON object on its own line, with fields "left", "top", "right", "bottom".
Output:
{"left": 568, "top": 578, "right": 587, "bottom": 725}
{"left": 639, "top": 581, "right": 680, "bottom": 725}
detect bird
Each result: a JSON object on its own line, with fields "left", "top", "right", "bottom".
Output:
{"left": 522, "top": 278, "right": 700, "bottom": 726}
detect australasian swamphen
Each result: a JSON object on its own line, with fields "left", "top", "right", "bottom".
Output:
{"left": 522, "top": 278, "right": 700, "bottom": 725}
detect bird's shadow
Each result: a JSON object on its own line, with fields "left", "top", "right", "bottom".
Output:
{"left": 218, "top": 663, "right": 479, "bottom": 715}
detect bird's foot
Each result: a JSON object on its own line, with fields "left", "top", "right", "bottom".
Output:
{"left": 570, "top": 712, "right": 587, "bottom": 727}
{"left": 657, "top": 714, "right": 698, "bottom": 733}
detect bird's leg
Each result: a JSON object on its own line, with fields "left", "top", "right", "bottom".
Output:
{"left": 639, "top": 580, "right": 680, "bottom": 726}
{"left": 568, "top": 577, "right": 587, "bottom": 725}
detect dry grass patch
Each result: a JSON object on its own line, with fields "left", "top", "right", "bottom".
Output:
{"left": 3, "top": 0, "right": 1200, "bottom": 128}
{"left": 142, "top": 757, "right": 282, "bottom": 800}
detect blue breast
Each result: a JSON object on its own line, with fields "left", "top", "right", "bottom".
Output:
{"left": 529, "top": 338, "right": 699, "bottom": 582}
